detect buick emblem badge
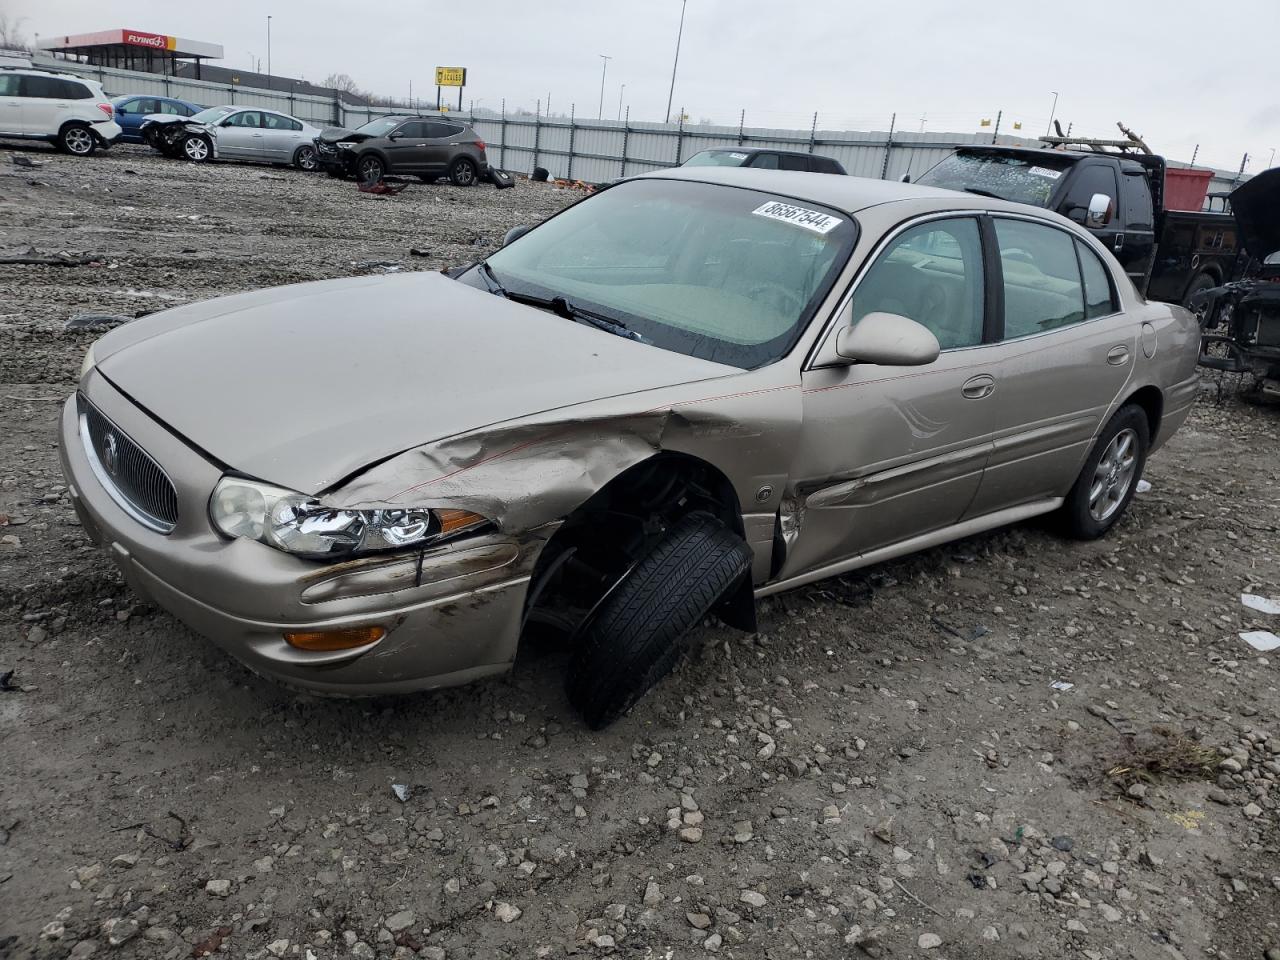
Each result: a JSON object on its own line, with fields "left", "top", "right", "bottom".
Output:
{"left": 103, "top": 432, "right": 120, "bottom": 477}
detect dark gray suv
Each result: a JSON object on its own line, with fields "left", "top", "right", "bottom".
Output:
{"left": 315, "top": 115, "right": 489, "bottom": 185}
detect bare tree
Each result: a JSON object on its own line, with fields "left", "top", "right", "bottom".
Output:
{"left": 323, "top": 73, "right": 365, "bottom": 95}
{"left": 0, "top": 13, "right": 31, "bottom": 51}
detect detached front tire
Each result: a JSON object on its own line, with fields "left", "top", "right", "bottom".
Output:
{"left": 1060, "top": 404, "right": 1149, "bottom": 540}
{"left": 566, "top": 513, "right": 753, "bottom": 729}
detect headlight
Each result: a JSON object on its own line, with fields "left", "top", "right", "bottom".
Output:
{"left": 336, "top": 141, "right": 357, "bottom": 150}
{"left": 80, "top": 344, "right": 97, "bottom": 380}
{"left": 209, "top": 477, "right": 487, "bottom": 560}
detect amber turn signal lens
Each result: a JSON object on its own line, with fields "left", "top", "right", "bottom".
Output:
{"left": 435, "top": 509, "right": 486, "bottom": 536}
{"left": 284, "top": 625, "right": 386, "bottom": 651}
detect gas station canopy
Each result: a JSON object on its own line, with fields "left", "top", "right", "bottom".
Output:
{"left": 36, "top": 30, "right": 224, "bottom": 77}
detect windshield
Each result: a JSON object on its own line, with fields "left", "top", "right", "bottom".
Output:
{"left": 463, "top": 178, "right": 856, "bottom": 368}
{"left": 683, "top": 150, "right": 751, "bottom": 167}
{"left": 918, "top": 152, "right": 1074, "bottom": 206}
{"left": 355, "top": 117, "right": 402, "bottom": 137}
{"left": 190, "top": 106, "right": 235, "bottom": 124}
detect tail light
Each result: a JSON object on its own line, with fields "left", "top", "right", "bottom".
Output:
{"left": 96, "top": 103, "right": 113, "bottom": 119}
{"left": 475, "top": 139, "right": 486, "bottom": 152}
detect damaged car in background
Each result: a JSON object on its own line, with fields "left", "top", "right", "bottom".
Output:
{"left": 141, "top": 105, "right": 322, "bottom": 170}
{"left": 313, "top": 114, "right": 490, "bottom": 185}
{"left": 59, "top": 168, "right": 1200, "bottom": 727}
{"left": 1195, "top": 168, "right": 1280, "bottom": 399}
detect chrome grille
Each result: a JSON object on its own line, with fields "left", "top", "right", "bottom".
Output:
{"left": 78, "top": 395, "right": 179, "bottom": 534}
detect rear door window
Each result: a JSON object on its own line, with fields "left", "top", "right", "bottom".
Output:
{"left": 421, "top": 121, "right": 462, "bottom": 139}
{"left": 778, "top": 154, "right": 809, "bottom": 171}
{"left": 1077, "top": 241, "right": 1118, "bottom": 318}
{"left": 748, "top": 153, "right": 780, "bottom": 169}
{"left": 20, "top": 76, "right": 61, "bottom": 98}
{"left": 1122, "top": 171, "right": 1155, "bottom": 230}
{"left": 995, "top": 219, "right": 1086, "bottom": 338}
{"left": 263, "top": 113, "right": 301, "bottom": 131}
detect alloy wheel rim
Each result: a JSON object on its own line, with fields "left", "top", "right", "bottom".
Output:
{"left": 457, "top": 162, "right": 474, "bottom": 184}
{"left": 185, "top": 138, "right": 208, "bottom": 160}
{"left": 359, "top": 159, "right": 381, "bottom": 181}
{"left": 298, "top": 148, "right": 316, "bottom": 170}
{"left": 1088, "top": 427, "right": 1138, "bottom": 522}
{"left": 66, "top": 128, "right": 92, "bottom": 154}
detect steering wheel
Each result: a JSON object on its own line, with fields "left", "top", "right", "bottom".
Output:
{"left": 746, "top": 281, "right": 805, "bottom": 315}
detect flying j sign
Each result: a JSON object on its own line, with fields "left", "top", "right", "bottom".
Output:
{"left": 122, "top": 30, "right": 177, "bottom": 50}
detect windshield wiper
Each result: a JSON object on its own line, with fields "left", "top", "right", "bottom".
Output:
{"left": 505, "top": 290, "right": 641, "bottom": 342}
{"left": 962, "top": 187, "right": 1005, "bottom": 200}
{"left": 476, "top": 260, "right": 508, "bottom": 297}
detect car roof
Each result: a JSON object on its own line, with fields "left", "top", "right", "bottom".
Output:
{"left": 639, "top": 166, "right": 1034, "bottom": 216}
{"left": 1, "top": 67, "right": 98, "bottom": 82}
{"left": 696, "top": 147, "right": 822, "bottom": 160}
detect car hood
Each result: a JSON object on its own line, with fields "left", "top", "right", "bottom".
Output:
{"left": 317, "top": 127, "right": 369, "bottom": 144}
{"left": 93, "top": 272, "right": 737, "bottom": 495}
{"left": 1231, "top": 167, "right": 1280, "bottom": 261}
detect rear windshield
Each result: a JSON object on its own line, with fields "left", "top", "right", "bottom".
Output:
{"left": 683, "top": 150, "right": 751, "bottom": 167}
{"left": 918, "top": 152, "right": 1075, "bottom": 206}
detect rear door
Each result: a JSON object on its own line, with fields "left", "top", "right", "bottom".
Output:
{"left": 747, "top": 152, "right": 780, "bottom": 170}
{"left": 421, "top": 120, "right": 465, "bottom": 175}
{"left": 1116, "top": 168, "right": 1157, "bottom": 290}
{"left": 0, "top": 74, "right": 22, "bottom": 135}
{"left": 217, "top": 110, "right": 264, "bottom": 159}
{"left": 17, "top": 75, "right": 65, "bottom": 135}
{"left": 963, "top": 217, "right": 1134, "bottom": 517}
{"left": 259, "top": 112, "right": 305, "bottom": 161}
{"left": 778, "top": 154, "right": 810, "bottom": 172}
{"left": 115, "top": 97, "right": 158, "bottom": 139}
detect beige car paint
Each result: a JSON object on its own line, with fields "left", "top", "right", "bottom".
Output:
{"left": 59, "top": 167, "right": 1200, "bottom": 695}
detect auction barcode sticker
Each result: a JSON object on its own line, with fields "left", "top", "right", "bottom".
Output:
{"left": 752, "top": 201, "right": 843, "bottom": 234}
{"left": 1028, "top": 166, "right": 1063, "bottom": 179}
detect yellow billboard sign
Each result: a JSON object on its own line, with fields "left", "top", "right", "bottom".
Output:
{"left": 435, "top": 66, "right": 467, "bottom": 87}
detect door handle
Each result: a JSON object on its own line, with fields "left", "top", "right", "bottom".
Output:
{"left": 1113, "top": 232, "right": 1125, "bottom": 251}
{"left": 1107, "top": 345, "right": 1130, "bottom": 365}
{"left": 961, "top": 374, "right": 996, "bottom": 399}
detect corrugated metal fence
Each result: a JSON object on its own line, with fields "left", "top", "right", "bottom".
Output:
{"left": 45, "top": 55, "right": 1248, "bottom": 197}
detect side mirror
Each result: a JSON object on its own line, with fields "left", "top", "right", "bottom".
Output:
{"left": 503, "top": 225, "right": 532, "bottom": 247}
{"left": 388, "top": 131, "right": 402, "bottom": 140}
{"left": 834, "top": 311, "right": 940, "bottom": 366}
{"left": 1085, "top": 193, "right": 1113, "bottom": 228}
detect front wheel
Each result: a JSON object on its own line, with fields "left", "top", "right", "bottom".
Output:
{"left": 356, "top": 154, "right": 385, "bottom": 183}
{"left": 1060, "top": 405, "right": 1150, "bottom": 540}
{"left": 182, "top": 135, "right": 211, "bottom": 162}
{"left": 449, "top": 157, "right": 478, "bottom": 187}
{"left": 59, "top": 124, "right": 96, "bottom": 156}
{"left": 293, "top": 145, "right": 318, "bottom": 171}
{"left": 566, "top": 514, "right": 753, "bottom": 729}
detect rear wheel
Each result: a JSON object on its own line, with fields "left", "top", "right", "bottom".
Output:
{"left": 356, "top": 154, "right": 385, "bottom": 183}
{"left": 449, "top": 157, "right": 478, "bottom": 187}
{"left": 1183, "top": 271, "right": 1217, "bottom": 324}
{"left": 1060, "top": 405, "right": 1149, "bottom": 540}
{"left": 182, "top": 135, "right": 211, "bottom": 162}
{"left": 293, "top": 144, "right": 318, "bottom": 171}
{"left": 59, "top": 124, "right": 96, "bottom": 156}
{"left": 566, "top": 514, "right": 753, "bottom": 729}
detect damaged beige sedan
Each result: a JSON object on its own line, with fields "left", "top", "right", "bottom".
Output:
{"left": 59, "top": 168, "right": 1201, "bottom": 727}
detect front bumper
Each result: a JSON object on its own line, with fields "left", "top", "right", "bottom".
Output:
{"left": 58, "top": 372, "right": 549, "bottom": 695}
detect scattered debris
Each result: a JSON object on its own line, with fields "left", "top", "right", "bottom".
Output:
{"left": 408, "top": 248, "right": 433, "bottom": 257}
{"left": 1241, "top": 594, "right": 1280, "bottom": 615}
{"left": 1104, "top": 728, "right": 1220, "bottom": 788}
{"left": 0, "top": 670, "right": 21, "bottom": 692}
{"left": 0, "top": 248, "right": 101, "bottom": 267}
{"left": 1136, "top": 478, "right": 1152, "bottom": 493}
{"left": 1240, "top": 631, "right": 1280, "bottom": 652}
{"left": 191, "top": 926, "right": 233, "bottom": 957}
{"left": 64, "top": 313, "right": 133, "bottom": 332}
{"left": 358, "top": 178, "right": 410, "bottom": 196}
{"left": 391, "top": 783, "right": 411, "bottom": 802}
{"left": 11, "top": 155, "right": 43, "bottom": 169}
{"left": 1049, "top": 680, "right": 1075, "bottom": 692}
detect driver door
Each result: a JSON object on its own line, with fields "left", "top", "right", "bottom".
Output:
{"left": 217, "top": 110, "right": 264, "bottom": 160}
{"left": 383, "top": 120, "right": 431, "bottom": 173}
{"left": 782, "top": 215, "right": 1002, "bottom": 579}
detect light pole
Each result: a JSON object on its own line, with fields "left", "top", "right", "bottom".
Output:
{"left": 665, "top": 0, "right": 687, "bottom": 124}
{"left": 1045, "top": 90, "right": 1059, "bottom": 137}
{"left": 266, "top": 16, "right": 272, "bottom": 79}
{"left": 617, "top": 83, "right": 626, "bottom": 121}
{"left": 597, "top": 54, "right": 611, "bottom": 120}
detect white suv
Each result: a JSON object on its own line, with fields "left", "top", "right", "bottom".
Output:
{"left": 0, "top": 67, "right": 122, "bottom": 156}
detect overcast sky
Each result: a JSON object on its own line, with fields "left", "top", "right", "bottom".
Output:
{"left": 12, "top": 0, "right": 1277, "bottom": 172}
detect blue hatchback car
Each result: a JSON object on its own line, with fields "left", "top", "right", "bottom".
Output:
{"left": 111, "top": 95, "right": 205, "bottom": 143}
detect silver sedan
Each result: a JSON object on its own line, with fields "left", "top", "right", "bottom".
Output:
{"left": 59, "top": 169, "right": 1200, "bottom": 726}
{"left": 142, "top": 105, "right": 322, "bottom": 170}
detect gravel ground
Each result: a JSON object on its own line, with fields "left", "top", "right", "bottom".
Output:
{"left": 1, "top": 145, "right": 1278, "bottom": 960}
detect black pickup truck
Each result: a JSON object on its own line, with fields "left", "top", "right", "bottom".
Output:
{"left": 917, "top": 144, "right": 1241, "bottom": 309}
